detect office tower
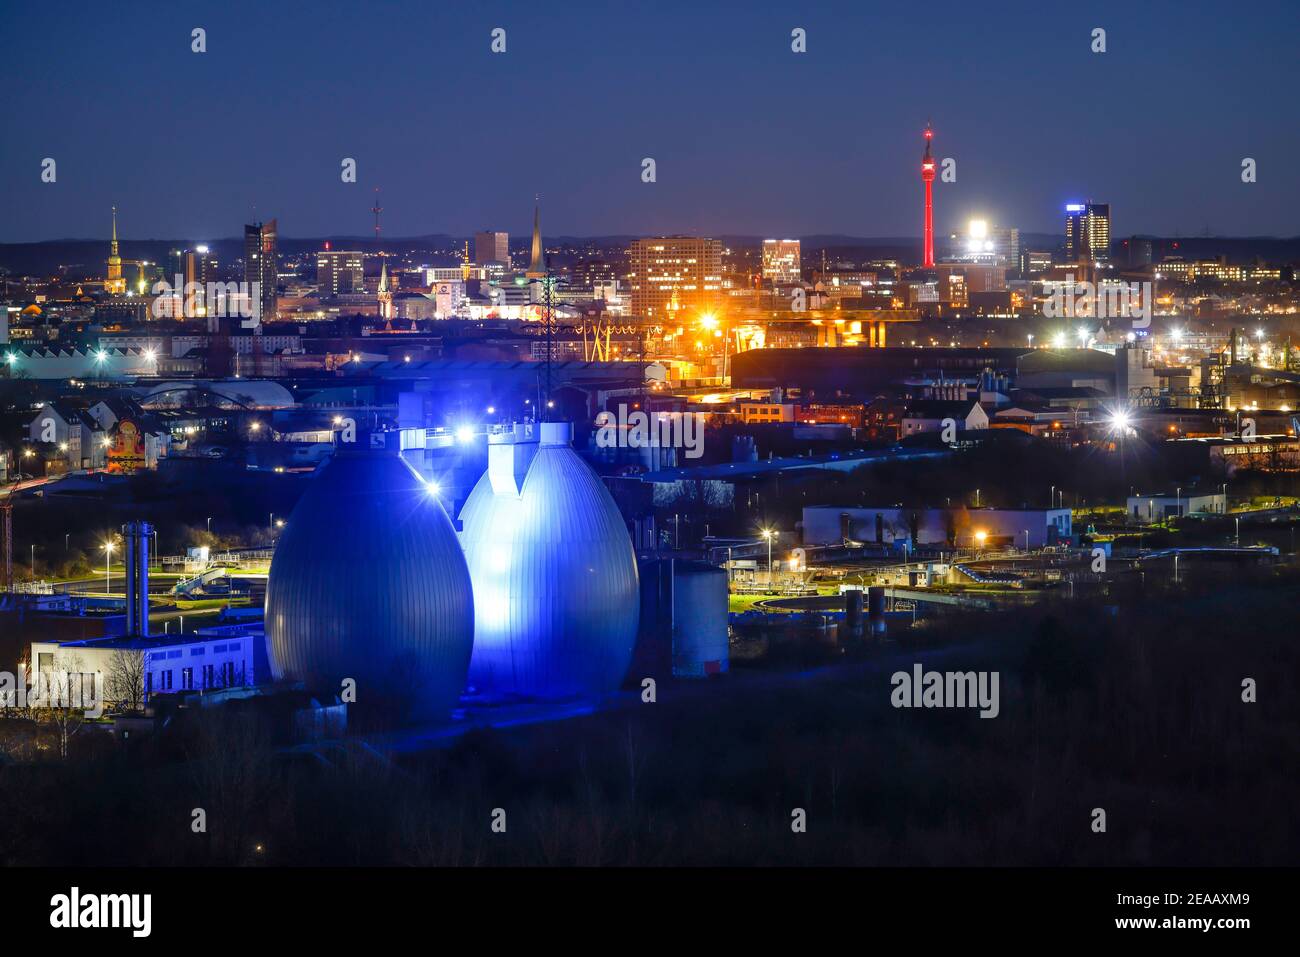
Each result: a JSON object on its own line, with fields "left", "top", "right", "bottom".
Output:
{"left": 474, "top": 231, "right": 510, "bottom": 266}
{"left": 951, "top": 220, "right": 1019, "bottom": 270}
{"left": 316, "top": 248, "right": 365, "bottom": 295}
{"left": 762, "top": 239, "right": 801, "bottom": 283}
{"left": 244, "top": 219, "right": 278, "bottom": 323}
{"left": 105, "top": 206, "right": 126, "bottom": 294}
{"left": 627, "top": 236, "right": 724, "bottom": 319}
{"left": 1065, "top": 202, "right": 1111, "bottom": 265}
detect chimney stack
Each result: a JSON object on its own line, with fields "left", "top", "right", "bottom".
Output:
{"left": 123, "top": 521, "right": 152, "bottom": 638}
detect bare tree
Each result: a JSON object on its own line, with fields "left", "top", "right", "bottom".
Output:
{"left": 107, "top": 648, "right": 146, "bottom": 713}
{"left": 29, "top": 654, "right": 95, "bottom": 759}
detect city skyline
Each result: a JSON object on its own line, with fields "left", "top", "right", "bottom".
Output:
{"left": 2, "top": 0, "right": 1298, "bottom": 243}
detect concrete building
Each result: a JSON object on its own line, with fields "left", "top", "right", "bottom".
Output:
{"left": 474, "top": 231, "right": 510, "bottom": 266}
{"left": 901, "top": 399, "right": 989, "bottom": 437}
{"left": 761, "top": 239, "right": 801, "bottom": 283}
{"left": 1126, "top": 492, "right": 1226, "bottom": 523}
{"left": 627, "top": 236, "right": 723, "bottom": 320}
{"left": 316, "top": 249, "right": 365, "bottom": 296}
{"left": 802, "top": 505, "right": 1073, "bottom": 549}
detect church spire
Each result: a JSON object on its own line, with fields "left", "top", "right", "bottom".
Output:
{"left": 526, "top": 196, "right": 545, "bottom": 279}
{"left": 105, "top": 205, "right": 125, "bottom": 294}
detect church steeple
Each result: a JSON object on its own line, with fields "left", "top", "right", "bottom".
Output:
{"left": 526, "top": 197, "right": 545, "bottom": 279}
{"left": 105, "top": 205, "right": 125, "bottom": 294}
{"left": 377, "top": 258, "right": 394, "bottom": 319}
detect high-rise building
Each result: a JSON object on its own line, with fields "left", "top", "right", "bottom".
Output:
{"left": 947, "top": 220, "right": 1018, "bottom": 271}
{"left": 1065, "top": 203, "right": 1110, "bottom": 265}
{"left": 762, "top": 239, "right": 801, "bottom": 283}
{"left": 167, "top": 245, "right": 219, "bottom": 287}
{"left": 316, "top": 248, "right": 365, "bottom": 296}
{"left": 244, "top": 219, "right": 278, "bottom": 323}
{"left": 474, "top": 231, "right": 510, "bottom": 267}
{"left": 627, "top": 236, "right": 723, "bottom": 319}
{"left": 105, "top": 207, "right": 126, "bottom": 295}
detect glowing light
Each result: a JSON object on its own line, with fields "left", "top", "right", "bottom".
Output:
{"left": 1052, "top": 332, "right": 1067, "bottom": 348}
{"left": 968, "top": 219, "right": 988, "bottom": 240}
{"left": 455, "top": 426, "right": 474, "bottom": 443}
{"left": 425, "top": 480, "right": 441, "bottom": 497}
{"left": 1110, "top": 410, "right": 1132, "bottom": 431}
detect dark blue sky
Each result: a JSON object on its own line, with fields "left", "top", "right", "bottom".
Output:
{"left": 2, "top": 0, "right": 1297, "bottom": 243}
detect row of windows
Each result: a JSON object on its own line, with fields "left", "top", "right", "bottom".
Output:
{"left": 146, "top": 662, "right": 242, "bottom": 694}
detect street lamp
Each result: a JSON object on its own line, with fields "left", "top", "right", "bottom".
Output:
{"left": 206, "top": 517, "right": 213, "bottom": 533}
{"left": 762, "top": 529, "right": 777, "bottom": 588}
{"left": 974, "top": 530, "right": 987, "bottom": 557}
{"left": 102, "top": 541, "right": 115, "bottom": 593}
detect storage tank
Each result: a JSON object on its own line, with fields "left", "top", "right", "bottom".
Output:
{"left": 459, "top": 421, "right": 639, "bottom": 698}
{"left": 671, "top": 561, "right": 729, "bottom": 678}
{"left": 264, "top": 446, "right": 475, "bottom": 720}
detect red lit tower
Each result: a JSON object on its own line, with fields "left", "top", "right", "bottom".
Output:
{"left": 921, "top": 125, "right": 936, "bottom": 268}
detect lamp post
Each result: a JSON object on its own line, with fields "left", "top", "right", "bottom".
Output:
{"left": 206, "top": 517, "right": 213, "bottom": 534}
{"left": 103, "top": 541, "right": 115, "bottom": 593}
{"left": 762, "top": 529, "right": 776, "bottom": 588}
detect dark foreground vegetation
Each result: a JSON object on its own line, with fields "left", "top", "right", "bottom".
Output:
{"left": 2, "top": 561, "right": 1297, "bottom": 866}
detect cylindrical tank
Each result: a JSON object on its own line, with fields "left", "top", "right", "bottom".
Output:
{"left": 264, "top": 448, "right": 475, "bottom": 720}
{"left": 672, "top": 561, "right": 729, "bottom": 677}
{"left": 460, "top": 421, "right": 639, "bottom": 699}
{"left": 844, "top": 588, "right": 864, "bottom": 631}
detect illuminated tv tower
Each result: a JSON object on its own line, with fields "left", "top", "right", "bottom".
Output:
{"left": 921, "top": 125, "right": 935, "bottom": 269}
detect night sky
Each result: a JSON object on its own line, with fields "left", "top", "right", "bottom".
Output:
{"left": 2, "top": 0, "right": 1297, "bottom": 243}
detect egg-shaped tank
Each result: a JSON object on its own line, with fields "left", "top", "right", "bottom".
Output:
{"left": 264, "top": 446, "right": 475, "bottom": 720}
{"left": 459, "top": 421, "right": 639, "bottom": 698}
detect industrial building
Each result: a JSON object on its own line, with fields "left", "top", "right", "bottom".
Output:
{"left": 264, "top": 437, "right": 476, "bottom": 719}
{"left": 802, "top": 505, "right": 1073, "bottom": 549}
{"left": 1126, "top": 492, "right": 1226, "bottom": 523}
{"left": 458, "top": 421, "right": 640, "bottom": 699}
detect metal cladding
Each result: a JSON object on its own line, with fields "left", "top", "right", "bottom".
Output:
{"left": 264, "top": 447, "right": 475, "bottom": 719}
{"left": 671, "top": 561, "right": 729, "bottom": 678}
{"left": 459, "top": 421, "right": 640, "bottom": 699}
{"left": 122, "top": 521, "right": 152, "bottom": 638}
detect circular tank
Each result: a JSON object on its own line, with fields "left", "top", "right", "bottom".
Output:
{"left": 264, "top": 448, "right": 475, "bottom": 720}
{"left": 459, "top": 422, "right": 639, "bottom": 698}
{"left": 672, "top": 562, "right": 730, "bottom": 677}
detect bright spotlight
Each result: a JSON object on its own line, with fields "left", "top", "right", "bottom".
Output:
{"left": 1110, "top": 410, "right": 1132, "bottom": 431}
{"left": 1052, "top": 332, "right": 1067, "bottom": 349}
{"left": 455, "top": 426, "right": 474, "bottom": 443}
{"left": 425, "top": 480, "right": 441, "bottom": 497}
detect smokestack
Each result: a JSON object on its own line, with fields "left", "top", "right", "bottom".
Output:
{"left": 123, "top": 521, "right": 152, "bottom": 638}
